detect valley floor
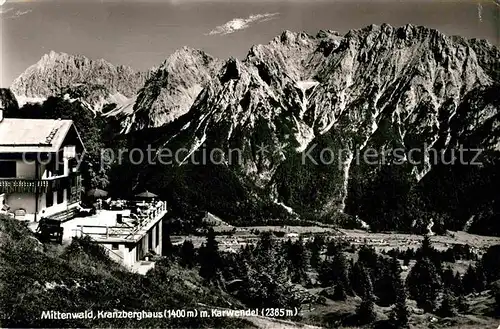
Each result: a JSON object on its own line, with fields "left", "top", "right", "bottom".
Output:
{"left": 173, "top": 225, "right": 500, "bottom": 256}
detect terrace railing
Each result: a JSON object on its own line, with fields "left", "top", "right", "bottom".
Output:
{"left": 126, "top": 201, "right": 167, "bottom": 238}
{"left": 78, "top": 201, "right": 168, "bottom": 240}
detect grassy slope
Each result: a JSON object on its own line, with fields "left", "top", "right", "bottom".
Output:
{"left": 0, "top": 216, "right": 252, "bottom": 328}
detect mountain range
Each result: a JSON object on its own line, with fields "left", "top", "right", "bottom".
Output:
{"left": 3, "top": 24, "right": 500, "bottom": 234}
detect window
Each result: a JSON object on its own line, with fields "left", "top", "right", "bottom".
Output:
{"left": 68, "top": 158, "right": 78, "bottom": 173}
{"left": 148, "top": 230, "right": 153, "bottom": 250}
{"left": 46, "top": 185, "right": 53, "bottom": 208}
{"left": 55, "top": 153, "right": 65, "bottom": 176}
{"left": 155, "top": 224, "right": 160, "bottom": 247}
{"left": 112, "top": 243, "right": 119, "bottom": 250}
{"left": 46, "top": 161, "right": 55, "bottom": 177}
{"left": 57, "top": 188, "right": 64, "bottom": 204}
{"left": 0, "top": 161, "right": 16, "bottom": 178}
{"left": 136, "top": 239, "right": 144, "bottom": 260}
{"left": 64, "top": 145, "right": 76, "bottom": 159}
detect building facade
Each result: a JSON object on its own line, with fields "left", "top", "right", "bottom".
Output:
{"left": 72, "top": 202, "right": 168, "bottom": 269}
{"left": 0, "top": 114, "right": 85, "bottom": 221}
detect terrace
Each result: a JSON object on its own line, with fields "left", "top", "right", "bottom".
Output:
{"left": 65, "top": 201, "right": 167, "bottom": 243}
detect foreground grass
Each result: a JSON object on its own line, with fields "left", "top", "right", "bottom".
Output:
{"left": 0, "top": 216, "right": 252, "bottom": 328}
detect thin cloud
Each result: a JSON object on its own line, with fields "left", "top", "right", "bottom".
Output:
{"left": 13, "top": 8, "right": 31, "bottom": 16}
{"left": 207, "top": 12, "right": 280, "bottom": 36}
{"left": 0, "top": 7, "right": 12, "bottom": 14}
{"left": 5, "top": 8, "right": 31, "bottom": 18}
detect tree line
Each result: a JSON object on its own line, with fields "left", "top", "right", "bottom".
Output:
{"left": 161, "top": 229, "right": 500, "bottom": 327}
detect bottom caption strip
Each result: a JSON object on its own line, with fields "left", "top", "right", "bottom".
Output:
{"left": 41, "top": 308, "right": 299, "bottom": 320}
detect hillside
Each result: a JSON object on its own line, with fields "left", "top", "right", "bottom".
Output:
{"left": 0, "top": 216, "right": 251, "bottom": 328}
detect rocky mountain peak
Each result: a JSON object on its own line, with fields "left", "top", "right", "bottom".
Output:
{"left": 41, "top": 50, "right": 65, "bottom": 61}
{"left": 128, "top": 48, "right": 223, "bottom": 131}
{"left": 143, "top": 25, "right": 499, "bottom": 226}
{"left": 11, "top": 51, "right": 147, "bottom": 100}
{"left": 163, "top": 47, "right": 214, "bottom": 68}
{"left": 220, "top": 58, "right": 243, "bottom": 82}
{"left": 274, "top": 30, "right": 312, "bottom": 45}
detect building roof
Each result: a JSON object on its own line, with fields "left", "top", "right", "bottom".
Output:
{"left": 0, "top": 118, "right": 79, "bottom": 153}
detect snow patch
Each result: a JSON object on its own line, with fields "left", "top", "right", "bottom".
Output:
{"left": 355, "top": 215, "right": 370, "bottom": 230}
{"left": 103, "top": 96, "right": 136, "bottom": 117}
{"left": 463, "top": 215, "right": 475, "bottom": 232}
{"left": 296, "top": 80, "right": 319, "bottom": 91}
{"left": 292, "top": 116, "right": 315, "bottom": 152}
{"left": 15, "top": 95, "right": 46, "bottom": 107}
{"left": 427, "top": 218, "right": 435, "bottom": 236}
{"left": 273, "top": 198, "right": 297, "bottom": 216}
{"left": 296, "top": 80, "right": 319, "bottom": 119}
{"left": 180, "top": 131, "right": 207, "bottom": 164}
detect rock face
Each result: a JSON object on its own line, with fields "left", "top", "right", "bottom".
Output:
{"left": 10, "top": 51, "right": 149, "bottom": 116}
{"left": 10, "top": 49, "right": 222, "bottom": 133}
{"left": 12, "top": 51, "right": 146, "bottom": 98}
{"left": 134, "top": 24, "right": 499, "bottom": 231}
{"left": 0, "top": 88, "right": 19, "bottom": 117}
{"left": 129, "top": 47, "right": 223, "bottom": 131}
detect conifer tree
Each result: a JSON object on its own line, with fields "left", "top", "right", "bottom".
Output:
{"left": 437, "top": 289, "right": 457, "bottom": 318}
{"left": 418, "top": 235, "right": 443, "bottom": 271}
{"left": 462, "top": 264, "right": 486, "bottom": 294}
{"left": 454, "top": 272, "right": 464, "bottom": 296}
{"left": 334, "top": 249, "right": 352, "bottom": 296}
{"left": 390, "top": 259, "right": 410, "bottom": 328}
{"left": 199, "top": 228, "right": 221, "bottom": 283}
{"left": 406, "top": 257, "right": 442, "bottom": 312}
{"left": 441, "top": 266, "right": 460, "bottom": 294}
{"left": 318, "top": 246, "right": 351, "bottom": 297}
{"left": 377, "top": 256, "right": 400, "bottom": 306}
{"left": 420, "top": 235, "right": 433, "bottom": 257}
{"left": 475, "top": 265, "right": 487, "bottom": 292}
{"left": 333, "top": 281, "right": 348, "bottom": 301}
{"left": 456, "top": 294, "right": 469, "bottom": 314}
{"left": 163, "top": 228, "right": 174, "bottom": 257}
{"left": 356, "top": 264, "right": 376, "bottom": 324}
{"left": 349, "top": 260, "right": 365, "bottom": 297}
{"left": 308, "top": 236, "right": 324, "bottom": 269}
{"left": 179, "top": 240, "right": 195, "bottom": 268}
{"left": 287, "top": 238, "right": 309, "bottom": 284}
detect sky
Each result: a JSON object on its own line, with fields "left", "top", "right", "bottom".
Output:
{"left": 1, "top": 0, "right": 499, "bottom": 87}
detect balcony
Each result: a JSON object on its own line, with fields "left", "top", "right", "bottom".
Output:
{"left": 0, "top": 179, "right": 49, "bottom": 194}
{"left": 0, "top": 174, "right": 81, "bottom": 195}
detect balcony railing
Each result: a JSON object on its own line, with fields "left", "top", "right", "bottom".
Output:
{"left": 0, "top": 174, "right": 81, "bottom": 195}
{"left": 0, "top": 179, "right": 49, "bottom": 194}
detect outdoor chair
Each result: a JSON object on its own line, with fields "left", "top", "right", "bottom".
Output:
{"left": 13, "top": 208, "right": 27, "bottom": 218}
